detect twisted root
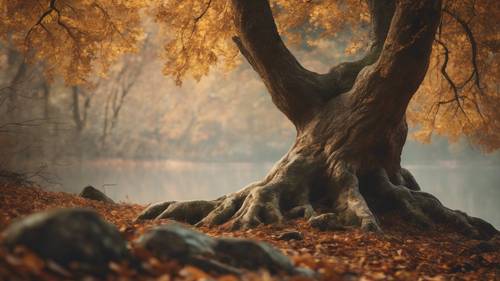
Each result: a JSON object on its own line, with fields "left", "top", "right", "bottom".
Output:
{"left": 369, "top": 168, "right": 497, "bottom": 239}
{"left": 136, "top": 157, "right": 497, "bottom": 239}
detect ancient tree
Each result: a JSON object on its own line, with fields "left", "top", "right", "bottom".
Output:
{"left": 139, "top": 0, "right": 497, "bottom": 238}
{"left": 1, "top": 0, "right": 498, "bottom": 238}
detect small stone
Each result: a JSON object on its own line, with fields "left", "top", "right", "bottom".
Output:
{"left": 278, "top": 231, "right": 304, "bottom": 241}
{"left": 79, "top": 186, "right": 115, "bottom": 204}
{"left": 3, "top": 208, "right": 129, "bottom": 274}
{"left": 135, "top": 223, "right": 216, "bottom": 259}
{"left": 308, "top": 213, "right": 346, "bottom": 231}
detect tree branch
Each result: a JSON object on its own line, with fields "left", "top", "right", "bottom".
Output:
{"left": 194, "top": 0, "right": 212, "bottom": 22}
{"left": 442, "top": 8, "right": 483, "bottom": 94}
{"left": 430, "top": 7, "right": 485, "bottom": 123}
{"left": 320, "top": 0, "right": 396, "bottom": 100}
{"left": 349, "top": 0, "right": 443, "bottom": 123}
{"left": 230, "top": 0, "right": 324, "bottom": 128}
{"left": 434, "top": 38, "right": 468, "bottom": 117}
{"left": 25, "top": 0, "right": 57, "bottom": 46}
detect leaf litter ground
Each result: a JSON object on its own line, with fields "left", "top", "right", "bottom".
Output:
{"left": 0, "top": 184, "right": 498, "bottom": 281}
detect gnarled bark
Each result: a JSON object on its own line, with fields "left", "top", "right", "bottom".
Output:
{"left": 142, "top": 0, "right": 498, "bottom": 239}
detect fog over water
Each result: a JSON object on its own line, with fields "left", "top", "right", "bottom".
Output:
{"left": 49, "top": 141, "right": 500, "bottom": 229}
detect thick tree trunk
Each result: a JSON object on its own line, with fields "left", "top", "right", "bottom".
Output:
{"left": 140, "top": 0, "right": 497, "bottom": 239}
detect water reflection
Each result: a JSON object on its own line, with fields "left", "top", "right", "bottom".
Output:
{"left": 52, "top": 160, "right": 500, "bottom": 228}
{"left": 406, "top": 164, "right": 500, "bottom": 228}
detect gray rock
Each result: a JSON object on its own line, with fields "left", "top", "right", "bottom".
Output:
{"left": 215, "top": 238, "right": 295, "bottom": 274}
{"left": 135, "top": 223, "right": 216, "bottom": 259}
{"left": 136, "top": 201, "right": 175, "bottom": 220}
{"left": 3, "top": 208, "right": 129, "bottom": 274}
{"left": 136, "top": 225, "right": 242, "bottom": 275}
{"left": 278, "top": 231, "right": 304, "bottom": 241}
{"left": 309, "top": 213, "right": 346, "bottom": 231}
{"left": 79, "top": 186, "right": 115, "bottom": 204}
{"left": 135, "top": 223, "right": 315, "bottom": 277}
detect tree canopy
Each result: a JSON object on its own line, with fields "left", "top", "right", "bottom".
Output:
{"left": 1, "top": 0, "right": 498, "bottom": 150}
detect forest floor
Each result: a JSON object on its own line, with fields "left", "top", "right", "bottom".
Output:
{"left": 0, "top": 183, "right": 498, "bottom": 281}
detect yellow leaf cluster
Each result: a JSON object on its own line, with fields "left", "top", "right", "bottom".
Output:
{"left": 408, "top": 0, "right": 500, "bottom": 151}
{"left": 0, "top": 0, "right": 146, "bottom": 84}
{"left": 154, "top": 0, "right": 238, "bottom": 85}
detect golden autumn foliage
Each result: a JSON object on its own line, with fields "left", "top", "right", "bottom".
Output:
{"left": 155, "top": 0, "right": 239, "bottom": 84}
{"left": 407, "top": 1, "right": 500, "bottom": 152}
{"left": 0, "top": 0, "right": 499, "bottom": 150}
{"left": 0, "top": 0, "right": 145, "bottom": 84}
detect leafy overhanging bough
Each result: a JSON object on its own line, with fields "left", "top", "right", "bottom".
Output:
{"left": 138, "top": 0, "right": 498, "bottom": 239}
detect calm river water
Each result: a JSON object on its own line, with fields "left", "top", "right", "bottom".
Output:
{"left": 51, "top": 160, "right": 500, "bottom": 228}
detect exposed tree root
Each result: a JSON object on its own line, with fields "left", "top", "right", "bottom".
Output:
{"left": 327, "top": 163, "right": 381, "bottom": 232}
{"left": 365, "top": 169, "right": 498, "bottom": 239}
{"left": 399, "top": 167, "right": 421, "bottom": 191}
{"left": 136, "top": 156, "right": 497, "bottom": 239}
{"left": 141, "top": 151, "right": 321, "bottom": 230}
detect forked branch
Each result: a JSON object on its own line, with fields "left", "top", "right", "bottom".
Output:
{"left": 320, "top": 0, "right": 396, "bottom": 100}
{"left": 348, "top": 0, "right": 442, "bottom": 124}
{"left": 230, "top": 0, "right": 400, "bottom": 124}
{"left": 231, "top": 0, "right": 325, "bottom": 128}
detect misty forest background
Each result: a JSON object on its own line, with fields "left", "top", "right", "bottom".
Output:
{"left": 1, "top": 23, "right": 499, "bottom": 227}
